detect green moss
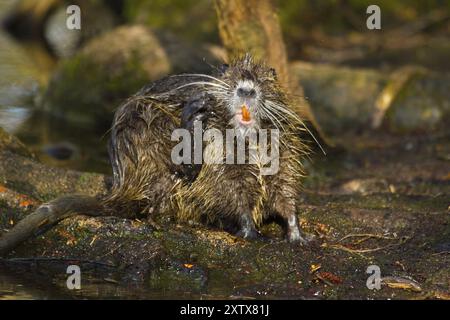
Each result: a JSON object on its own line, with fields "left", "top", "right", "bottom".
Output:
{"left": 386, "top": 72, "right": 450, "bottom": 133}
{"left": 44, "top": 51, "right": 149, "bottom": 125}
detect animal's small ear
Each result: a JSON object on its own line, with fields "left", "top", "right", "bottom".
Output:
{"left": 219, "top": 63, "right": 229, "bottom": 74}
{"left": 269, "top": 68, "right": 277, "bottom": 80}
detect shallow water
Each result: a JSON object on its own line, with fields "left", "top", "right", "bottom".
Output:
{"left": 0, "top": 13, "right": 111, "bottom": 174}
{"left": 0, "top": 3, "right": 113, "bottom": 299}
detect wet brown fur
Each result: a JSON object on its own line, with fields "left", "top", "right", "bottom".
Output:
{"left": 105, "top": 55, "right": 309, "bottom": 236}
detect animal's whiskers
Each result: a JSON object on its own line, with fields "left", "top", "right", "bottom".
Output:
{"left": 171, "top": 74, "right": 231, "bottom": 88}
{"left": 172, "top": 81, "right": 228, "bottom": 92}
{"left": 264, "top": 100, "right": 326, "bottom": 155}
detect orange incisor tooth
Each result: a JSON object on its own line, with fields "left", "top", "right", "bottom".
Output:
{"left": 241, "top": 105, "right": 251, "bottom": 121}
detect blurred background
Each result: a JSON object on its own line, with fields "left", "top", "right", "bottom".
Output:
{"left": 0, "top": 0, "right": 448, "bottom": 174}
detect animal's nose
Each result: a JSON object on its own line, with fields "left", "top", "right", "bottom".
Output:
{"left": 237, "top": 87, "right": 256, "bottom": 98}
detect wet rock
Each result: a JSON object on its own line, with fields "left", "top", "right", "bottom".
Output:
{"left": 385, "top": 71, "right": 450, "bottom": 133}
{"left": 292, "top": 62, "right": 387, "bottom": 136}
{"left": 43, "top": 142, "right": 78, "bottom": 161}
{"left": 0, "top": 127, "right": 33, "bottom": 158}
{"left": 42, "top": 25, "right": 221, "bottom": 125}
{"left": 44, "top": 1, "right": 118, "bottom": 58}
{"left": 291, "top": 62, "right": 450, "bottom": 138}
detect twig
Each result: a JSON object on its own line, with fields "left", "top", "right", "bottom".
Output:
{"left": 324, "top": 243, "right": 395, "bottom": 254}
{"left": 432, "top": 251, "right": 450, "bottom": 256}
{"left": 323, "top": 234, "right": 410, "bottom": 257}
{"left": 337, "top": 233, "right": 398, "bottom": 243}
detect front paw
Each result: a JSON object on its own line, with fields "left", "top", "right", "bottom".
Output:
{"left": 181, "top": 92, "right": 210, "bottom": 130}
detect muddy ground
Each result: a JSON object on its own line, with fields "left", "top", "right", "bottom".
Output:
{"left": 0, "top": 127, "right": 449, "bottom": 299}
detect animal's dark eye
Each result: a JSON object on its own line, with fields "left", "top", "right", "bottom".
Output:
{"left": 219, "top": 63, "right": 229, "bottom": 74}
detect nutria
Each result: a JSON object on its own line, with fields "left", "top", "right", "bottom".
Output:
{"left": 0, "top": 54, "right": 312, "bottom": 255}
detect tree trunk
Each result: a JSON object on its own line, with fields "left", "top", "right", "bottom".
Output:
{"left": 214, "top": 0, "right": 290, "bottom": 87}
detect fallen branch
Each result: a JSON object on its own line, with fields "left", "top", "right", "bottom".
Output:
{"left": 0, "top": 195, "right": 105, "bottom": 256}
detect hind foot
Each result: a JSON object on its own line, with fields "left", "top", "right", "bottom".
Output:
{"left": 285, "top": 214, "right": 313, "bottom": 245}
{"left": 286, "top": 229, "right": 313, "bottom": 245}
{"left": 235, "top": 213, "right": 267, "bottom": 241}
{"left": 235, "top": 228, "right": 261, "bottom": 240}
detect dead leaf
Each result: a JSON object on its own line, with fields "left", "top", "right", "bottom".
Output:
{"left": 316, "top": 271, "right": 343, "bottom": 285}
{"left": 310, "top": 264, "right": 321, "bottom": 273}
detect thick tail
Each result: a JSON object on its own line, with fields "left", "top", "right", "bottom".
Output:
{"left": 0, "top": 194, "right": 105, "bottom": 256}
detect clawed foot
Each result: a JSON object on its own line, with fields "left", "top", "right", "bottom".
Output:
{"left": 285, "top": 214, "right": 314, "bottom": 245}
{"left": 235, "top": 228, "right": 268, "bottom": 241}
{"left": 286, "top": 230, "right": 315, "bottom": 245}
{"left": 235, "top": 213, "right": 269, "bottom": 241}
